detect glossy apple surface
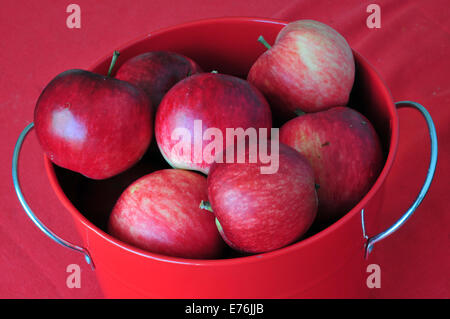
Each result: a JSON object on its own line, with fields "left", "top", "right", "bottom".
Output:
{"left": 248, "top": 20, "right": 355, "bottom": 121}
{"left": 115, "top": 51, "right": 202, "bottom": 111}
{"left": 155, "top": 72, "right": 272, "bottom": 174}
{"left": 108, "top": 169, "right": 224, "bottom": 259}
{"left": 280, "top": 106, "right": 384, "bottom": 223}
{"left": 34, "top": 69, "right": 153, "bottom": 179}
{"left": 207, "top": 142, "right": 318, "bottom": 253}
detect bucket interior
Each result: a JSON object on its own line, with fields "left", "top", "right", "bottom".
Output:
{"left": 51, "top": 18, "right": 396, "bottom": 261}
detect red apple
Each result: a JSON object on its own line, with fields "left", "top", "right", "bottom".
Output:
{"left": 155, "top": 72, "right": 272, "bottom": 174}
{"left": 115, "top": 51, "right": 202, "bottom": 111}
{"left": 34, "top": 68, "right": 153, "bottom": 179}
{"left": 206, "top": 142, "right": 318, "bottom": 253}
{"left": 108, "top": 169, "right": 224, "bottom": 259}
{"left": 248, "top": 20, "right": 355, "bottom": 121}
{"left": 280, "top": 106, "right": 383, "bottom": 223}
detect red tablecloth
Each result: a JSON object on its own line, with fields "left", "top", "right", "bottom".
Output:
{"left": 1, "top": 0, "right": 448, "bottom": 298}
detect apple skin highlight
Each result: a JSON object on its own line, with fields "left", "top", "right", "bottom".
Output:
{"left": 155, "top": 72, "right": 272, "bottom": 175}
{"left": 34, "top": 69, "right": 153, "bottom": 180}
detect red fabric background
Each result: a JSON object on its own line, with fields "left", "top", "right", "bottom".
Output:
{"left": 0, "top": 0, "right": 448, "bottom": 298}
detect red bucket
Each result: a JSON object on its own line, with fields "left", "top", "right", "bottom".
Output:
{"left": 13, "top": 17, "right": 437, "bottom": 298}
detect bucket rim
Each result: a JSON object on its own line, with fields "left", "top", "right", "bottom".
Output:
{"left": 44, "top": 16, "right": 400, "bottom": 266}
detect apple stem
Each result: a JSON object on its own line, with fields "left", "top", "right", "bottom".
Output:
{"left": 258, "top": 35, "right": 272, "bottom": 50}
{"left": 107, "top": 51, "right": 120, "bottom": 77}
{"left": 215, "top": 218, "right": 223, "bottom": 233}
{"left": 199, "top": 200, "right": 214, "bottom": 213}
{"left": 315, "top": 183, "right": 320, "bottom": 190}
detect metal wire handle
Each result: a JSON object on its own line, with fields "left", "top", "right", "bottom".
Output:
{"left": 12, "top": 100, "right": 437, "bottom": 265}
{"left": 363, "top": 101, "right": 438, "bottom": 259}
{"left": 12, "top": 122, "right": 94, "bottom": 269}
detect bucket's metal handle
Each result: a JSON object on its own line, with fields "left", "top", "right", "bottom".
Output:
{"left": 363, "top": 101, "right": 438, "bottom": 259}
{"left": 12, "top": 122, "right": 94, "bottom": 269}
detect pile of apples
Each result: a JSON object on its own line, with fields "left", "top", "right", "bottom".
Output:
{"left": 34, "top": 20, "right": 383, "bottom": 259}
